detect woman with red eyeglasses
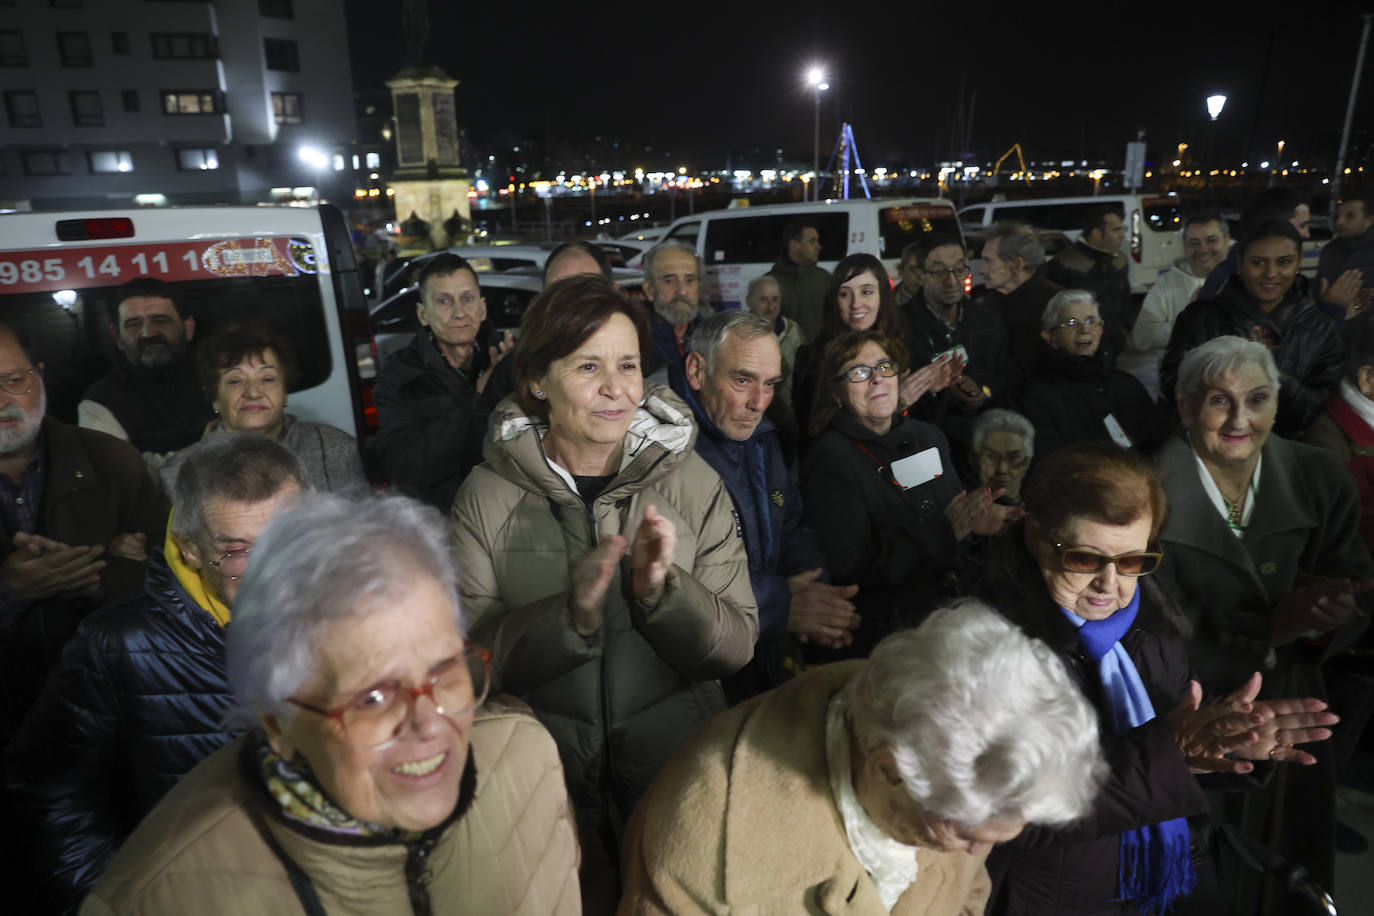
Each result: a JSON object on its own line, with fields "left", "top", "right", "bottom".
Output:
{"left": 80, "top": 493, "right": 580, "bottom": 916}
{"left": 975, "top": 443, "right": 1335, "bottom": 916}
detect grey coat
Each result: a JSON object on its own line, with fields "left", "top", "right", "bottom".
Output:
{"left": 160, "top": 414, "right": 368, "bottom": 496}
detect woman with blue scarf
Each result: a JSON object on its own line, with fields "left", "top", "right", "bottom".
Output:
{"left": 975, "top": 444, "right": 1337, "bottom": 914}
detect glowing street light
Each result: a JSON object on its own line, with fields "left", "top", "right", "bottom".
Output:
{"left": 806, "top": 66, "right": 829, "bottom": 201}
{"left": 1206, "top": 94, "right": 1227, "bottom": 121}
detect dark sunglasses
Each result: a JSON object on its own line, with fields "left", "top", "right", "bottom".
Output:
{"left": 1051, "top": 542, "right": 1162, "bottom": 577}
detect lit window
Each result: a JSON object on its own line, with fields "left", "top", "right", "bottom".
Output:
{"left": 89, "top": 150, "right": 133, "bottom": 173}
{"left": 365, "top": 152, "right": 380, "bottom": 169}
{"left": 176, "top": 148, "right": 219, "bottom": 171}
{"left": 272, "top": 92, "right": 302, "bottom": 124}
{"left": 161, "top": 90, "right": 222, "bottom": 115}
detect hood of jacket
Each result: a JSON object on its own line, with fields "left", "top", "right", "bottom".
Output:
{"left": 483, "top": 381, "right": 697, "bottom": 505}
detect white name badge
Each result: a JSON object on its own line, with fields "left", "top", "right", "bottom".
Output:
{"left": 1103, "top": 413, "right": 1134, "bottom": 449}
{"left": 891, "top": 447, "right": 944, "bottom": 490}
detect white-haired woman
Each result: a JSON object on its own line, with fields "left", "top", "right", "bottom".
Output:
{"left": 969, "top": 408, "right": 1036, "bottom": 505}
{"left": 81, "top": 494, "right": 580, "bottom": 916}
{"left": 1021, "top": 289, "right": 1166, "bottom": 456}
{"left": 1157, "top": 335, "right": 1373, "bottom": 910}
{"left": 977, "top": 443, "right": 1337, "bottom": 914}
{"left": 620, "top": 601, "right": 1109, "bottom": 915}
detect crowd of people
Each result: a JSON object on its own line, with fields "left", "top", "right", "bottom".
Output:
{"left": 0, "top": 188, "right": 1371, "bottom": 915}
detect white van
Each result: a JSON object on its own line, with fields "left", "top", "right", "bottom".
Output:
{"left": 659, "top": 198, "right": 963, "bottom": 309}
{"left": 958, "top": 194, "right": 1183, "bottom": 294}
{"left": 0, "top": 204, "right": 377, "bottom": 465}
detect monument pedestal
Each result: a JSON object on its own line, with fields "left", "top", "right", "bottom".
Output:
{"left": 386, "top": 67, "right": 470, "bottom": 246}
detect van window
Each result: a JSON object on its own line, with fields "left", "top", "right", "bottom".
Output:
{"left": 990, "top": 201, "right": 1121, "bottom": 233}
{"left": 1142, "top": 198, "right": 1182, "bottom": 233}
{"left": 0, "top": 236, "right": 330, "bottom": 424}
{"left": 958, "top": 206, "right": 988, "bottom": 226}
{"left": 878, "top": 205, "right": 962, "bottom": 258}
{"left": 665, "top": 221, "right": 701, "bottom": 246}
{"left": 702, "top": 212, "right": 848, "bottom": 265}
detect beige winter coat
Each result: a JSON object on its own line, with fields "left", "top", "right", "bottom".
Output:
{"left": 619, "top": 661, "right": 991, "bottom": 915}
{"left": 80, "top": 699, "right": 580, "bottom": 915}
{"left": 450, "top": 385, "right": 758, "bottom": 855}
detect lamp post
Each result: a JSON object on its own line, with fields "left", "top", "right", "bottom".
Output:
{"left": 1204, "top": 95, "right": 1226, "bottom": 203}
{"left": 807, "top": 67, "right": 829, "bottom": 202}
{"left": 298, "top": 146, "right": 329, "bottom": 204}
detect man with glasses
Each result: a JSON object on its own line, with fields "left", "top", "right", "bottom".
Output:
{"left": 3, "top": 435, "right": 302, "bottom": 913}
{"left": 1046, "top": 206, "right": 1132, "bottom": 362}
{"left": 1021, "top": 290, "right": 1165, "bottom": 457}
{"left": 901, "top": 235, "right": 1018, "bottom": 437}
{"left": 0, "top": 324, "right": 167, "bottom": 752}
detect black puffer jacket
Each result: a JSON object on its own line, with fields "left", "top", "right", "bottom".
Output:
{"left": 2, "top": 551, "right": 236, "bottom": 913}
{"left": 1158, "top": 274, "right": 1344, "bottom": 437}
{"left": 974, "top": 532, "right": 1210, "bottom": 915}
{"left": 1022, "top": 343, "right": 1169, "bottom": 456}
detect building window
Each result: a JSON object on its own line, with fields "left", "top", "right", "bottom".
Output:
{"left": 89, "top": 150, "right": 133, "bottom": 173}
{"left": 21, "top": 150, "right": 69, "bottom": 176}
{"left": 0, "top": 30, "right": 26, "bottom": 66}
{"left": 176, "top": 147, "right": 219, "bottom": 171}
{"left": 263, "top": 38, "right": 299, "bottom": 72}
{"left": 150, "top": 33, "right": 217, "bottom": 60}
{"left": 57, "top": 31, "right": 93, "bottom": 67}
{"left": 111, "top": 32, "right": 130, "bottom": 55}
{"left": 365, "top": 152, "right": 381, "bottom": 169}
{"left": 161, "top": 90, "right": 224, "bottom": 115}
{"left": 259, "top": 0, "right": 293, "bottom": 17}
{"left": 69, "top": 90, "right": 103, "bottom": 126}
{"left": 121, "top": 90, "right": 140, "bottom": 112}
{"left": 4, "top": 90, "right": 40, "bottom": 127}
{"left": 271, "top": 91, "right": 302, "bottom": 124}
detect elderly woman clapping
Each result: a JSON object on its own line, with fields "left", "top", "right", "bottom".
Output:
{"left": 621, "top": 600, "right": 1108, "bottom": 914}
{"left": 1157, "top": 335, "right": 1374, "bottom": 907}
{"left": 81, "top": 494, "right": 580, "bottom": 915}
{"left": 978, "top": 444, "right": 1342, "bottom": 914}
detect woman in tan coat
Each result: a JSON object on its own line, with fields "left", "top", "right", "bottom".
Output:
{"left": 82, "top": 493, "right": 580, "bottom": 916}
{"left": 620, "top": 601, "right": 1107, "bottom": 915}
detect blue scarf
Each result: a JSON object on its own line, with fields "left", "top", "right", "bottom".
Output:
{"left": 1061, "top": 590, "right": 1196, "bottom": 914}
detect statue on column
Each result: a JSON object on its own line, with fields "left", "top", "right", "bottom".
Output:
{"left": 400, "top": 0, "right": 430, "bottom": 70}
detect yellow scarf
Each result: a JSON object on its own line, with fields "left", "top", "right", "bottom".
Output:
{"left": 164, "top": 511, "right": 232, "bottom": 628}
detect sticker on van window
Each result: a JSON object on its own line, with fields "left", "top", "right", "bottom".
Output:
{"left": 884, "top": 206, "right": 950, "bottom": 222}
{"left": 0, "top": 237, "right": 317, "bottom": 294}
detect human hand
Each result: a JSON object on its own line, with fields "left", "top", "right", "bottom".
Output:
{"left": 1319, "top": 269, "right": 1364, "bottom": 313}
{"left": 108, "top": 532, "right": 148, "bottom": 563}
{"left": 569, "top": 534, "right": 627, "bottom": 634}
{"left": 3, "top": 533, "right": 105, "bottom": 600}
{"left": 945, "top": 488, "right": 1023, "bottom": 540}
{"left": 475, "top": 330, "right": 516, "bottom": 394}
{"left": 899, "top": 358, "right": 957, "bottom": 407}
{"left": 786, "top": 568, "right": 860, "bottom": 648}
{"left": 1270, "top": 577, "right": 1365, "bottom": 646}
{"left": 950, "top": 373, "right": 987, "bottom": 409}
{"left": 631, "top": 504, "right": 677, "bottom": 607}
{"left": 1167, "top": 675, "right": 1265, "bottom": 774}
{"left": 1232, "top": 693, "right": 1339, "bottom": 766}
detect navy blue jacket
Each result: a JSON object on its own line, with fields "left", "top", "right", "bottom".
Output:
{"left": 645, "top": 308, "right": 703, "bottom": 378}
{"left": 2, "top": 551, "right": 236, "bottom": 913}
{"left": 668, "top": 362, "right": 825, "bottom": 697}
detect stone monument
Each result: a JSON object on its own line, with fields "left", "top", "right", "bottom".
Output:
{"left": 386, "top": 0, "right": 470, "bottom": 248}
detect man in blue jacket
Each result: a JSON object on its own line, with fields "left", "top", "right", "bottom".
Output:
{"left": 669, "top": 310, "right": 857, "bottom": 702}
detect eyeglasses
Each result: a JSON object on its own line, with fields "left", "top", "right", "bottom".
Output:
{"left": 922, "top": 264, "right": 970, "bottom": 281}
{"left": 1051, "top": 541, "right": 1162, "bottom": 577}
{"left": 207, "top": 546, "right": 254, "bottom": 581}
{"left": 0, "top": 368, "right": 38, "bottom": 396}
{"left": 838, "top": 359, "right": 899, "bottom": 383}
{"left": 978, "top": 451, "right": 1030, "bottom": 471}
{"left": 288, "top": 646, "right": 492, "bottom": 751}
{"left": 1051, "top": 316, "right": 1104, "bottom": 330}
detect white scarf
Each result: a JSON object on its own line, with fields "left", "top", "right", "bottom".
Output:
{"left": 1191, "top": 444, "right": 1262, "bottom": 539}
{"left": 826, "top": 695, "right": 919, "bottom": 911}
{"left": 1339, "top": 378, "right": 1374, "bottom": 431}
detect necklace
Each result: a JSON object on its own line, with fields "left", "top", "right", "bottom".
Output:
{"left": 1223, "top": 497, "right": 1244, "bottom": 529}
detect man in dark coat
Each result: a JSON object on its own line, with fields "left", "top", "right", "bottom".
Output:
{"left": 1317, "top": 192, "right": 1374, "bottom": 321}
{"left": 1021, "top": 290, "right": 1167, "bottom": 456}
{"left": 670, "top": 311, "right": 855, "bottom": 701}
{"left": 642, "top": 240, "right": 709, "bottom": 377}
{"left": 374, "top": 253, "right": 506, "bottom": 512}
{"left": 976, "top": 224, "right": 1061, "bottom": 379}
{"left": 1045, "top": 205, "right": 1133, "bottom": 362}
{"left": 77, "top": 277, "right": 214, "bottom": 462}
{"left": 765, "top": 216, "right": 830, "bottom": 341}
{"left": 3, "top": 435, "right": 303, "bottom": 913}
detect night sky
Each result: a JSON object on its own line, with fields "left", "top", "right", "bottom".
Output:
{"left": 343, "top": 2, "right": 1374, "bottom": 172}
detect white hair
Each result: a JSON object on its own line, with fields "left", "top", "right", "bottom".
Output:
{"left": 226, "top": 492, "right": 463, "bottom": 727}
{"left": 642, "top": 239, "right": 700, "bottom": 286}
{"left": 686, "top": 309, "right": 774, "bottom": 376}
{"left": 970, "top": 408, "right": 1035, "bottom": 460}
{"left": 1041, "top": 289, "right": 1100, "bottom": 331}
{"left": 169, "top": 434, "right": 305, "bottom": 537}
{"left": 745, "top": 273, "right": 780, "bottom": 306}
{"left": 1176, "top": 335, "right": 1279, "bottom": 405}
{"left": 842, "top": 600, "right": 1106, "bottom": 828}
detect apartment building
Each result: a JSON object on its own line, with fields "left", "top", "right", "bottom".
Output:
{"left": 0, "top": 0, "right": 362, "bottom": 209}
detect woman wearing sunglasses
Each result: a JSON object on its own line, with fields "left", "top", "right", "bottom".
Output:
{"left": 800, "top": 330, "right": 1020, "bottom": 660}
{"left": 81, "top": 493, "right": 580, "bottom": 915}
{"left": 1156, "top": 335, "right": 1374, "bottom": 911}
{"left": 975, "top": 443, "right": 1336, "bottom": 915}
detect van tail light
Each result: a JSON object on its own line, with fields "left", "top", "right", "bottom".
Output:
{"left": 1130, "top": 209, "right": 1142, "bottom": 263}
{"left": 56, "top": 217, "right": 135, "bottom": 241}
{"left": 353, "top": 339, "right": 379, "bottom": 429}
{"left": 360, "top": 381, "right": 378, "bottom": 429}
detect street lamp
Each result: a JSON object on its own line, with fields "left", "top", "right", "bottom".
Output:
{"left": 1206, "top": 94, "right": 1227, "bottom": 121}
{"left": 298, "top": 146, "right": 329, "bottom": 203}
{"left": 1203, "top": 96, "right": 1226, "bottom": 203}
{"left": 807, "top": 67, "right": 829, "bottom": 202}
